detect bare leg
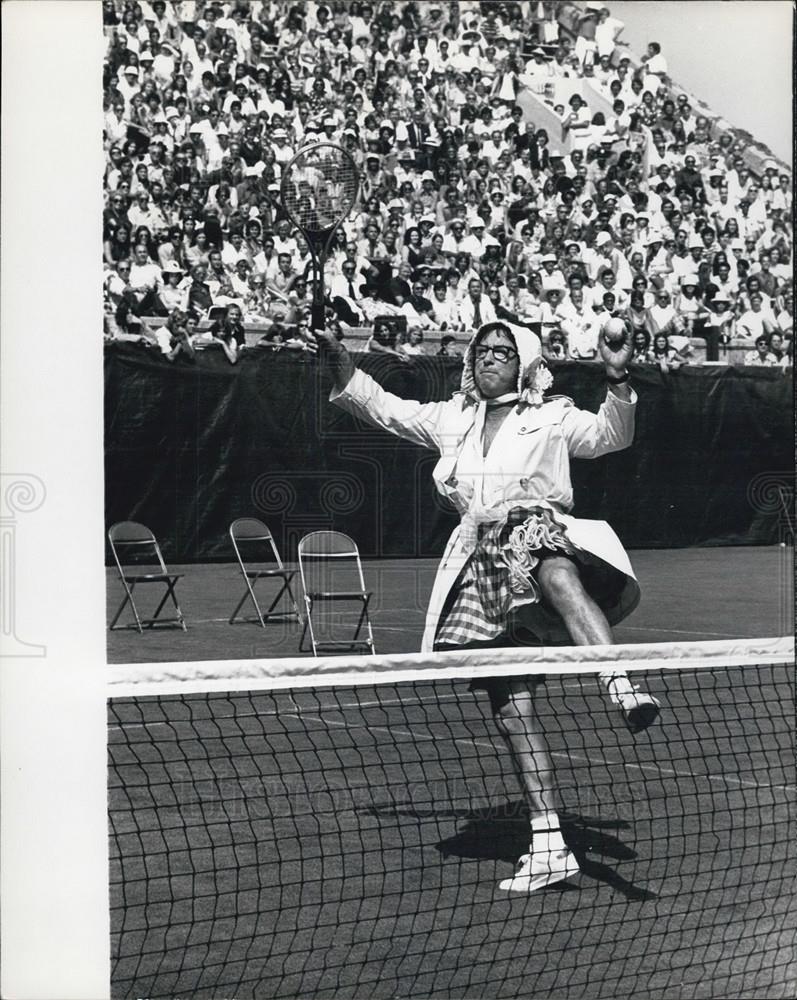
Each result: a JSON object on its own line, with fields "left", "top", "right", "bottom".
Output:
{"left": 536, "top": 556, "right": 661, "bottom": 732}
{"left": 536, "top": 555, "right": 614, "bottom": 645}
{"left": 488, "top": 677, "right": 578, "bottom": 891}
{"left": 489, "top": 677, "right": 558, "bottom": 820}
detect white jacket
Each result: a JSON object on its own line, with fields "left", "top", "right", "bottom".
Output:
{"left": 331, "top": 368, "right": 640, "bottom": 651}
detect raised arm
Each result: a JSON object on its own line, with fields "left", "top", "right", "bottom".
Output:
{"left": 311, "top": 330, "right": 450, "bottom": 451}
{"left": 562, "top": 320, "right": 636, "bottom": 457}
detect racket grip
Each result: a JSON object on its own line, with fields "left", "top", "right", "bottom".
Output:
{"left": 311, "top": 299, "right": 326, "bottom": 333}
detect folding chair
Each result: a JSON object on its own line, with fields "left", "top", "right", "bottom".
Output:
{"left": 298, "top": 531, "right": 375, "bottom": 655}
{"left": 228, "top": 518, "right": 301, "bottom": 627}
{"left": 108, "top": 522, "right": 186, "bottom": 632}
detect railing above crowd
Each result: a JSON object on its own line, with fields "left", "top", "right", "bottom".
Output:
{"left": 102, "top": 0, "right": 793, "bottom": 374}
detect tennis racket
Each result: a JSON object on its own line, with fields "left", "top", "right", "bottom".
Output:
{"left": 279, "top": 142, "right": 360, "bottom": 334}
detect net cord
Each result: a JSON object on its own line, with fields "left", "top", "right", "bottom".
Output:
{"left": 107, "top": 636, "right": 794, "bottom": 698}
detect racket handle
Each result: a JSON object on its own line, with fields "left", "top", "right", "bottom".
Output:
{"left": 311, "top": 299, "right": 326, "bottom": 332}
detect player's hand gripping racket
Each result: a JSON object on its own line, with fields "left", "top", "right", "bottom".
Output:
{"left": 279, "top": 143, "right": 360, "bottom": 344}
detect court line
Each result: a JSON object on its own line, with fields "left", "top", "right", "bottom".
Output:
{"left": 110, "top": 705, "right": 795, "bottom": 796}
{"left": 288, "top": 712, "right": 797, "bottom": 796}
{"left": 616, "top": 625, "right": 746, "bottom": 639}
{"left": 109, "top": 616, "right": 751, "bottom": 639}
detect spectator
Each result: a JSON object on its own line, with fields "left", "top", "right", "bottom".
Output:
{"left": 650, "top": 333, "right": 682, "bottom": 372}
{"left": 429, "top": 282, "right": 461, "bottom": 330}
{"left": 544, "top": 329, "right": 569, "bottom": 362}
{"left": 128, "top": 242, "right": 163, "bottom": 312}
{"left": 154, "top": 260, "right": 183, "bottom": 312}
{"left": 743, "top": 335, "right": 779, "bottom": 367}
{"left": 460, "top": 278, "right": 498, "bottom": 330}
{"left": 776, "top": 289, "right": 793, "bottom": 340}
{"left": 182, "top": 262, "right": 213, "bottom": 316}
{"left": 630, "top": 329, "right": 652, "bottom": 364}
{"left": 737, "top": 292, "right": 778, "bottom": 343}
{"left": 640, "top": 41, "right": 668, "bottom": 87}
{"left": 203, "top": 303, "right": 245, "bottom": 363}
{"left": 706, "top": 294, "right": 735, "bottom": 347}
{"left": 437, "top": 334, "right": 462, "bottom": 357}
{"left": 164, "top": 310, "right": 198, "bottom": 363}
{"left": 101, "top": 0, "right": 792, "bottom": 377}
{"left": 400, "top": 328, "right": 427, "bottom": 357}
{"left": 646, "top": 288, "right": 682, "bottom": 339}
{"left": 367, "top": 319, "right": 409, "bottom": 362}
{"left": 673, "top": 275, "right": 710, "bottom": 337}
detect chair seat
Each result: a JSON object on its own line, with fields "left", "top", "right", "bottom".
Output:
{"left": 307, "top": 590, "right": 371, "bottom": 601}
{"left": 245, "top": 568, "right": 295, "bottom": 579}
{"left": 123, "top": 572, "right": 184, "bottom": 583}
{"left": 311, "top": 640, "right": 374, "bottom": 651}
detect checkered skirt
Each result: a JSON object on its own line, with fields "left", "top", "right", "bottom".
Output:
{"left": 435, "top": 507, "right": 576, "bottom": 648}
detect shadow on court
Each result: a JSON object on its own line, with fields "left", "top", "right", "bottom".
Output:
{"left": 359, "top": 800, "right": 656, "bottom": 902}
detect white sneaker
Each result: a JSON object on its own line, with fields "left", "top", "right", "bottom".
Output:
{"left": 498, "top": 849, "right": 580, "bottom": 893}
{"left": 609, "top": 686, "right": 661, "bottom": 734}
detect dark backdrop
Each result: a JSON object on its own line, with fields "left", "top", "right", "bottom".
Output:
{"left": 105, "top": 344, "right": 793, "bottom": 563}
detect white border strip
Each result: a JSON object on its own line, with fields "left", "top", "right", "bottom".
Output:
{"left": 107, "top": 637, "right": 794, "bottom": 698}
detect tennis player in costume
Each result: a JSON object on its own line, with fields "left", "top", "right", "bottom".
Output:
{"left": 313, "top": 318, "right": 660, "bottom": 893}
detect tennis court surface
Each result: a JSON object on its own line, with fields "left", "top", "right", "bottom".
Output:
{"left": 108, "top": 636, "right": 795, "bottom": 999}
{"left": 107, "top": 545, "right": 793, "bottom": 663}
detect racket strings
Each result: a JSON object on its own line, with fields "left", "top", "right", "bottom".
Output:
{"left": 281, "top": 144, "right": 359, "bottom": 236}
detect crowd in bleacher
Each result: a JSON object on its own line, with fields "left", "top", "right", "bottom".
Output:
{"left": 102, "top": 0, "right": 793, "bottom": 369}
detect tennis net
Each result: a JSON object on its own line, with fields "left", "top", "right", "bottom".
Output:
{"left": 108, "top": 638, "right": 795, "bottom": 1000}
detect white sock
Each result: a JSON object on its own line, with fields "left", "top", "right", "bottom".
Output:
{"left": 530, "top": 812, "right": 566, "bottom": 853}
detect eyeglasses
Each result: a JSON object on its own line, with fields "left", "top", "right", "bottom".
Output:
{"left": 474, "top": 344, "right": 518, "bottom": 364}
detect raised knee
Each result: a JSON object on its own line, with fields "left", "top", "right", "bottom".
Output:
{"left": 539, "top": 562, "right": 584, "bottom": 605}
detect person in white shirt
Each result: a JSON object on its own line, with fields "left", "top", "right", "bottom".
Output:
{"left": 442, "top": 218, "right": 471, "bottom": 258}
{"left": 520, "top": 47, "right": 554, "bottom": 92}
{"left": 595, "top": 7, "right": 625, "bottom": 59}
{"left": 737, "top": 294, "right": 778, "bottom": 342}
{"left": 586, "top": 233, "right": 632, "bottom": 290}
{"left": 775, "top": 290, "right": 793, "bottom": 339}
{"left": 560, "top": 288, "right": 600, "bottom": 359}
{"left": 743, "top": 335, "right": 779, "bottom": 367}
{"left": 563, "top": 94, "right": 592, "bottom": 153}
{"left": 400, "top": 328, "right": 428, "bottom": 356}
{"left": 640, "top": 41, "right": 668, "bottom": 91}
{"left": 429, "top": 283, "right": 462, "bottom": 330}
{"left": 538, "top": 282, "right": 571, "bottom": 340}
{"left": 124, "top": 189, "right": 156, "bottom": 231}
{"left": 117, "top": 65, "right": 142, "bottom": 113}
{"left": 589, "top": 268, "right": 630, "bottom": 313}
{"left": 328, "top": 259, "right": 366, "bottom": 325}
{"left": 646, "top": 288, "right": 683, "bottom": 338}
{"left": 459, "top": 278, "right": 498, "bottom": 329}
{"left": 128, "top": 243, "right": 162, "bottom": 304}
{"left": 105, "top": 100, "right": 129, "bottom": 147}
{"left": 151, "top": 41, "right": 176, "bottom": 87}
{"left": 459, "top": 219, "right": 490, "bottom": 260}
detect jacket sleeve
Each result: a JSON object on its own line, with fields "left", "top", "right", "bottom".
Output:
{"left": 561, "top": 388, "right": 637, "bottom": 458}
{"left": 330, "top": 367, "right": 452, "bottom": 453}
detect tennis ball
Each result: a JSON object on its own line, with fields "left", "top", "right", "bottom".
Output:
{"left": 603, "top": 317, "right": 626, "bottom": 344}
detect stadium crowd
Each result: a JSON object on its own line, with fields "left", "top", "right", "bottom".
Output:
{"left": 102, "top": 0, "right": 793, "bottom": 369}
